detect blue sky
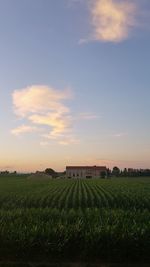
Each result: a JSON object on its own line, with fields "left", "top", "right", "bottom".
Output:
{"left": 0, "top": 0, "right": 150, "bottom": 172}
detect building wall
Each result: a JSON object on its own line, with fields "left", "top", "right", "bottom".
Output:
{"left": 66, "top": 166, "right": 107, "bottom": 178}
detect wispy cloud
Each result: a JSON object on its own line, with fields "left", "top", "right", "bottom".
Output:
{"left": 81, "top": 0, "right": 138, "bottom": 43}
{"left": 13, "top": 85, "right": 72, "bottom": 117}
{"left": 40, "top": 141, "right": 49, "bottom": 147}
{"left": 78, "top": 112, "right": 99, "bottom": 120}
{"left": 112, "top": 132, "right": 128, "bottom": 138}
{"left": 12, "top": 85, "right": 97, "bottom": 145}
{"left": 11, "top": 125, "right": 39, "bottom": 136}
{"left": 12, "top": 85, "right": 75, "bottom": 145}
{"left": 59, "top": 137, "right": 80, "bottom": 146}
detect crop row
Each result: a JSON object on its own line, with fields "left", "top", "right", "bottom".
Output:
{"left": 0, "top": 207, "right": 149, "bottom": 260}
{"left": 0, "top": 176, "right": 149, "bottom": 260}
{"left": 0, "top": 177, "right": 149, "bottom": 210}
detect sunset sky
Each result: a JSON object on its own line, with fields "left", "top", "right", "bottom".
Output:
{"left": 0, "top": 0, "right": 150, "bottom": 172}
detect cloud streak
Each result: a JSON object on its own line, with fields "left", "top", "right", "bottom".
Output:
{"left": 89, "top": 0, "right": 137, "bottom": 43}
{"left": 12, "top": 85, "right": 99, "bottom": 145}
{"left": 78, "top": 112, "right": 99, "bottom": 120}
{"left": 11, "top": 125, "right": 39, "bottom": 136}
{"left": 113, "top": 132, "right": 128, "bottom": 138}
{"left": 12, "top": 85, "right": 75, "bottom": 144}
{"left": 13, "top": 85, "right": 72, "bottom": 117}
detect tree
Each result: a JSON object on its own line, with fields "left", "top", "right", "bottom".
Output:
{"left": 112, "top": 166, "right": 120, "bottom": 177}
{"left": 101, "top": 171, "right": 106, "bottom": 179}
{"left": 45, "top": 168, "right": 57, "bottom": 178}
{"left": 106, "top": 168, "right": 111, "bottom": 178}
{"left": 123, "top": 168, "right": 127, "bottom": 177}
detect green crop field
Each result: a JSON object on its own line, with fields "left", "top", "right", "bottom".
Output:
{"left": 0, "top": 175, "right": 150, "bottom": 262}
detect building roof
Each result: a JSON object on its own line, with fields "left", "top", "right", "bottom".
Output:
{"left": 66, "top": 166, "right": 107, "bottom": 170}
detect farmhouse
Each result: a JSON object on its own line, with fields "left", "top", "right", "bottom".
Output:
{"left": 66, "top": 166, "right": 107, "bottom": 179}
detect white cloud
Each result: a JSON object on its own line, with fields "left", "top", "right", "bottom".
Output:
{"left": 11, "top": 125, "right": 38, "bottom": 136}
{"left": 88, "top": 0, "right": 137, "bottom": 43}
{"left": 12, "top": 85, "right": 99, "bottom": 145}
{"left": 12, "top": 85, "right": 75, "bottom": 145}
{"left": 93, "top": 0, "right": 137, "bottom": 42}
{"left": 13, "top": 85, "right": 72, "bottom": 117}
{"left": 29, "top": 112, "right": 72, "bottom": 136}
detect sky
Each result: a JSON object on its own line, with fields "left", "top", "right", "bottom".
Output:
{"left": 0, "top": 0, "right": 150, "bottom": 172}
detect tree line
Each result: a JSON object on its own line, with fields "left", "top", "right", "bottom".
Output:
{"left": 1, "top": 167, "right": 150, "bottom": 178}
{"left": 110, "top": 166, "right": 150, "bottom": 177}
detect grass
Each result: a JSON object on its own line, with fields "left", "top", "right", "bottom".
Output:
{"left": 0, "top": 175, "right": 149, "bottom": 262}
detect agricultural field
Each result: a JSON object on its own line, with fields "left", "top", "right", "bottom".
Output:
{"left": 0, "top": 175, "right": 149, "bottom": 262}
